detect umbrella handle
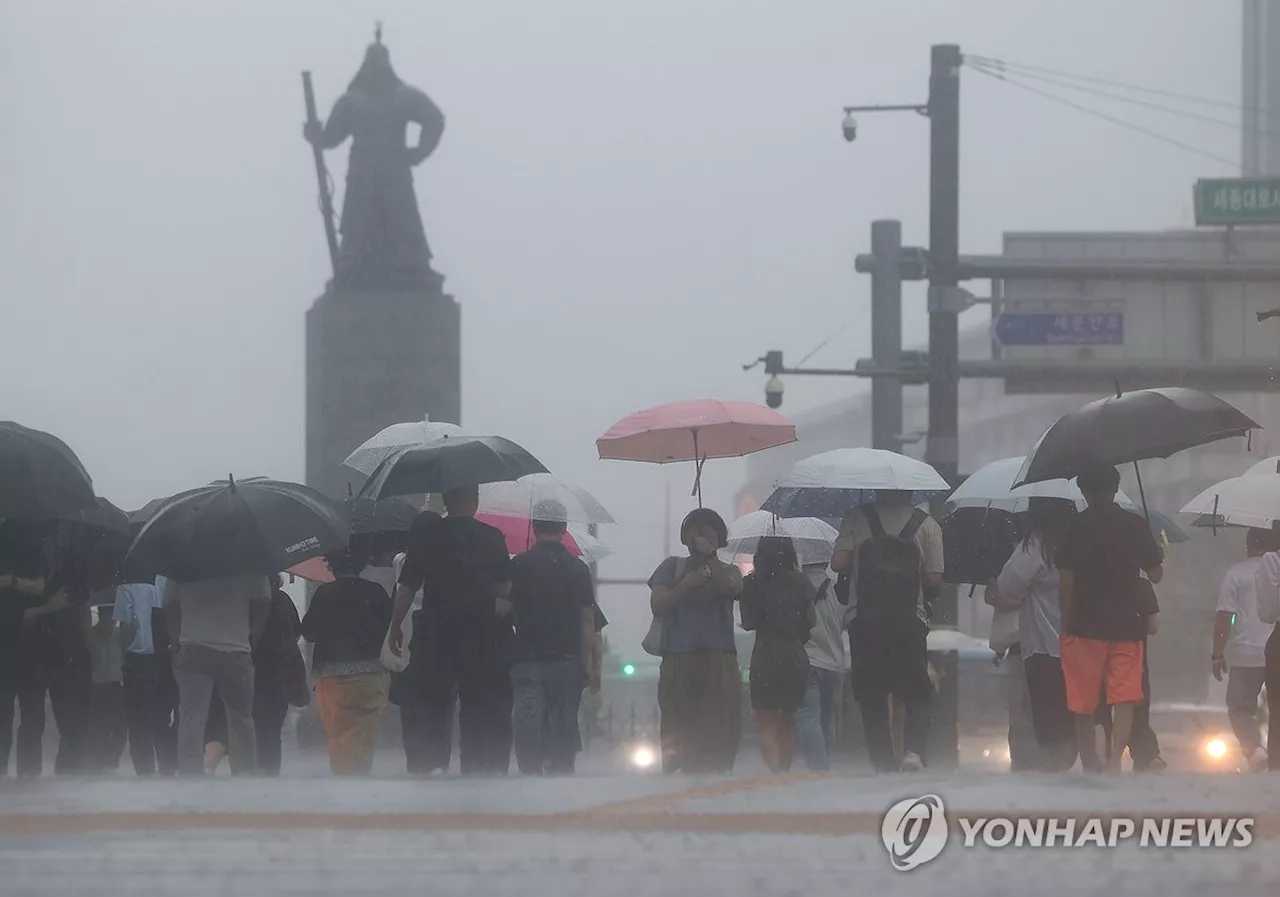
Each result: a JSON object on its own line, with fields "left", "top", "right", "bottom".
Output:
{"left": 1131, "top": 461, "right": 1151, "bottom": 525}
{"left": 691, "top": 457, "right": 705, "bottom": 508}
{"left": 690, "top": 430, "right": 705, "bottom": 509}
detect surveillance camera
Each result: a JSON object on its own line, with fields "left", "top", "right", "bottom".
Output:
{"left": 842, "top": 111, "right": 858, "bottom": 143}
{"left": 764, "top": 375, "right": 784, "bottom": 409}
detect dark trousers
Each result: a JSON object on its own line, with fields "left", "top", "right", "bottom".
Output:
{"left": 1, "top": 678, "right": 45, "bottom": 777}
{"left": 398, "top": 611, "right": 456, "bottom": 774}
{"left": 459, "top": 652, "right": 512, "bottom": 775}
{"left": 850, "top": 619, "right": 932, "bottom": 772}
{"left": 11, "top": 659, "right": 92, "bottom": 777}
{"left": 123, "top": 653, "right": 178, "bottom": 777}
{"left": 511, "top": 658, "right": 582, "bottom": 775}
{"left": 89, "top": 682, "right": 127, "bottom": 772}
{"left": 400, "top": 610, "right": 511, "bottom": 775}
{"left": 1095, "top": 640, "right": 1161, "bottom": 767}
{"left": 253, "top": 688, "right": 290, "bottom": 777}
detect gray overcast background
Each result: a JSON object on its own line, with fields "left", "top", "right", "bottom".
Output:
{"left": 0, "top": 1, "right": 1240, "bottom": 648}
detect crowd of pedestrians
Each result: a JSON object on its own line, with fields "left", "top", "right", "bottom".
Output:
{"left": 3, "top": 457, "right": 1276, "bottom": 779}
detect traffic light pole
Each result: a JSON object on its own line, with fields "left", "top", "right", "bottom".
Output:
{"left": 869, "top": 220, "right": 905, "bottom": 454}
{"left": 926, "top": 44, "right": 963, "bottom": 496}
{"left": 923, "top": 48, "right": 962, "bottom": 766}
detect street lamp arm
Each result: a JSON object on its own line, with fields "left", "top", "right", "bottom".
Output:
{"left": 842, "top": 102, "right": 930, "bottom": 115}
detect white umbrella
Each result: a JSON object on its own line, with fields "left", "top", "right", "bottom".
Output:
{"left": 948, "top": 456, "right": 1141, "bottom": 514}
{"left": 1179, "top": 473, "right": 1280, "bottom": 529}
{"left": 479, "top": 474, "right": 615, "bottom": 525}
{"left": 569, "top": 526, "right": 614, "bottom": 563}
{"left": 778, "top": 448, "right": 950, "bottom": 492}
{"left": 1244, "top": 456, "right": 1280, "bottom": 477}
{"left": 342, "top": 417, "right": 465, "bottom": 476}
{"left": 721, "top": 511, "right": 837, "bottom": 566}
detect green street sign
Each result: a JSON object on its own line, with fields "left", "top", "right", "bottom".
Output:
{"left": 1194, "top": 177, "right": 1280, "bottom": 226}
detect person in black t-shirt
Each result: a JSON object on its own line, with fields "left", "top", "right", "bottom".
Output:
{"left": 0, "top": 521, "right": 49, "bottom": 778}
{"left": 17, "top": 542, "right": 94, "bottom": 777}
{"left": 302, "top": 549, "right": 393, "bottom": 776}
{"left": 388, "top": 486, "right": 513, "bottom": 775}
{"left": 1057, "top": 460, "right": 1164, "bottom": 773}
{"left": 508, "top": 500, "right": 595, "bottom": 775}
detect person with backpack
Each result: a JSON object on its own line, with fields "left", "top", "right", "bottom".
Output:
{"left": 830, "top": 490, "right": 944, "bottom": 773}
{"left": 646, "top": 508, "right": 743, "bottom": 774}
{"left": 740, "top": 537, "right": 817, "bottom": 773}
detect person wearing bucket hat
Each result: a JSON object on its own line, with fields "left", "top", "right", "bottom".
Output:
{"left": 646, "top": 507, "right": 742, "bottom": 774}
{"left": 507, "top": 499, "right": 596, "bottom": 774}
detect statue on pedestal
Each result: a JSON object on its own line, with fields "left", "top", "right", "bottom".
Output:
{"left": 304, "top": 27, "right": 446, "bottom": 292}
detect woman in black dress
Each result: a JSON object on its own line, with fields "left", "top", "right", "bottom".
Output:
{"left": 740, "top": 536, "right": 816, "bottom": 773}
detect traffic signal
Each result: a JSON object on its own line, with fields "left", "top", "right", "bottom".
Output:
{"left": 621, "top": 662, "right": 636, "bottom": 677}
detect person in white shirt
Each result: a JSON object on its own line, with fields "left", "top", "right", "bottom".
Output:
{"left": 795, "top": 562, "right": 853, "bottom": 771}
{"left": 987, "top": 498, "right": 1078, "bottom": 772}
{"left": 1257, "top": 547, "right": 1280, "bottom": 772}
{"left": 1213, "top": 528, "right": 1274, "bottom": 772}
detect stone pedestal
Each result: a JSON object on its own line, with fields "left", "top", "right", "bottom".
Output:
{"left": 305, "top": 286, "right": 461, "bottom": 500}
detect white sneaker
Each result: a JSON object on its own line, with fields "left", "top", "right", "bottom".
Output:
{"left": 900, "top": 752, "right": 924, "bottom": 773}
{"left": 1249, "top": 747, "right": 1269, "bottom": 773}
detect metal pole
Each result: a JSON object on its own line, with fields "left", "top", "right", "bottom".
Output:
{"left": 927, "top": 43, "right": 963, "bottom": 772}
{"left": 870, "top": 220, "right": 904, "bottom": 453}
{"left": 927, "top": 43, "right": 962, "bottom": 493}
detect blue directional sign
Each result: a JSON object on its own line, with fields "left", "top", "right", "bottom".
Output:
{"left": 993, "top": 311, "right": 1124, "bottom": 347}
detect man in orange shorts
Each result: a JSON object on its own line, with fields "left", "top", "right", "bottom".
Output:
{"left": 1057, "top": 460, "right": 1164, "bottom": 773}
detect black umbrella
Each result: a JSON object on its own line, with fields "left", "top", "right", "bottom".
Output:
{"left": 940, "top": 506, "right": 1024, "bottom": 587}
{"left": 123, "top": 476, "right": 348, "bottom": 581}
{"left": 345, "top": 497, "right": 419, "bottom": 534}
{"left": 1015, "top": 387, "right": 1258, "bottom": 484}
{"left": 0, "top": 421, "right": 96, "bottom": 519}
{"left": 345, "top": 497, "right": 420, "bottom": 555}
{"left": 55, "top": 497, "right": 133, "bottom": 589}
{"left": 357, "top": 436, "right": 549, "bottom": 500}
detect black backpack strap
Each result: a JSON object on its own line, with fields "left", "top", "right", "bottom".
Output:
{"left": 899, "top": 507, "right": 929, "bottom": 541}
{"left": 862, "top": 504, "right": 887, "bottom": 539}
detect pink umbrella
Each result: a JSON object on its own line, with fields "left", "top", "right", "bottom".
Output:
{"left": 596, "top": 399, "right": 796, "bottom": 505}
{"left": 476, "top": 513, "right": 584, "bottom": 557}
{"left": 286, "top": 555, "right": 334, "bottom": 585}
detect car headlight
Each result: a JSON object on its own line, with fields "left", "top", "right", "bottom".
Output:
{"left": 1203, "top": 736, "right": 1230, "bottom": 761}
{"left": 630, "top": 744, "right": 657, "bottom": 770}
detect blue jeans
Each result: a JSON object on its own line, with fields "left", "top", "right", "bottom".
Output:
{"left": 796, "top": 666, "right": 843, "bottom": 771}
{"left": 511, "top": 659, "right": 582, "bottom": 775}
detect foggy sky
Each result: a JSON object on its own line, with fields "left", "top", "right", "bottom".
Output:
{"left": 0, "top": 1, "right": 1241, "bottom": 645}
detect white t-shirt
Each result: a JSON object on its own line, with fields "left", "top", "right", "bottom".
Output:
{"left": 164, "top": 575, "right": 269, "bottom": 654}
{"left": 391, "top": 552, "right": 423, "bottom": 609}
{"left": 994, "top": 536, "right": 1064, "bottom": 659}
{"left": 1216, "top": 557, "right": 1271, "bottom": 668}
{"left": 803, "top": 567, "right": 854, "bottom": 672}
{"left": 1258, "top": 552, "right": 1280, "bottom": 625}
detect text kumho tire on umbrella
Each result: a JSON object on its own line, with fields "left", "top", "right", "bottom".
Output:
{"left": 124, "top": 477, "right": 349, "bottom": 581}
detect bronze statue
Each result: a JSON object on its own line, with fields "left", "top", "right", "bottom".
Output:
{"left": 304, "top": 29, "right": 445, "bottom": 292}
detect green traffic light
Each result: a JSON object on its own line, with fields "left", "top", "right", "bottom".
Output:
{"left": 622, "top": 663, "right": 636, "bottom": 677}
